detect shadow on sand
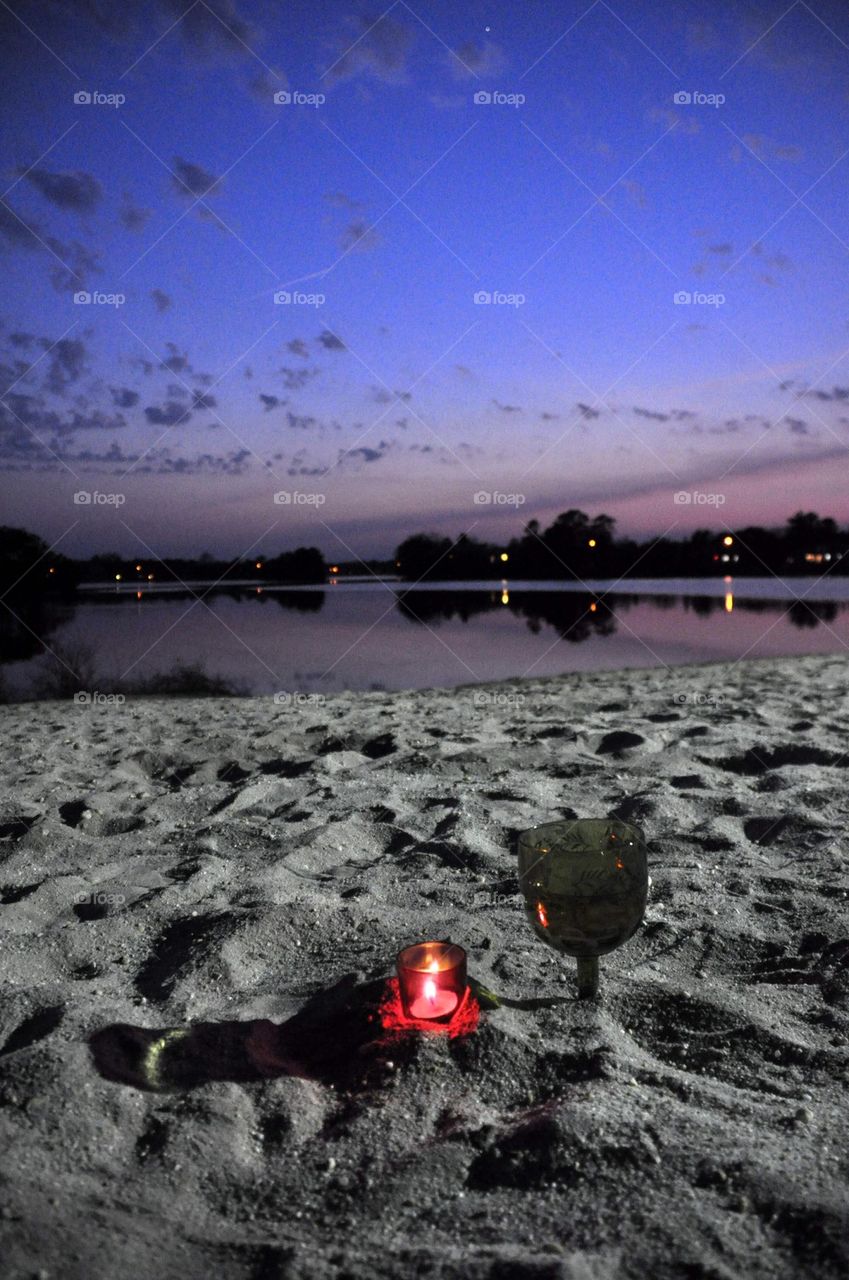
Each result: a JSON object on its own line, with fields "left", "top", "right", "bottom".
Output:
{"left": 90, "top": 974, "right": 412, "bottom": 1093}
{"left": 89, "top": 973, "right": 573, "bottom": 1093}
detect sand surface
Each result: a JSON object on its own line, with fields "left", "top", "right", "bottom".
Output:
{"left": 1, "top": 655, "right": 848, "bottom": 1279}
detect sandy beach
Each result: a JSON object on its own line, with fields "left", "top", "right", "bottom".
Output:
{"left": 1, "top": 654, "right": 848, "bottom": 1279}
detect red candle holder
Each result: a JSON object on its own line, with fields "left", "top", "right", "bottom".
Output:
{"left": 396, "top": 942, "right": 468, "bottom": 1023}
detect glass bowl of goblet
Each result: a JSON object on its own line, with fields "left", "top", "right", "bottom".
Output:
{"left": 517, "top": 817, "right": 648, "bottom": 998}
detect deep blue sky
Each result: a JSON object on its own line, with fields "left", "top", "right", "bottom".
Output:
{"left": 2, "top": 0, "right": 849, "bottom": 559}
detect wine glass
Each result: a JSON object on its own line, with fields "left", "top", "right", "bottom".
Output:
{"left": 517, "top": 818, "right": 648, "bottom": 997}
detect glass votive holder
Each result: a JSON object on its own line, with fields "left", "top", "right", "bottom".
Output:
{"left": 396, "top": 941, "right": 468, "bottom": 1022}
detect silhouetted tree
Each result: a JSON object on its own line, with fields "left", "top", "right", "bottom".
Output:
{"left": 0, "top": 526, "right": 78, "bottom": 597}
{"left": 263, "top": 547, "right": 325, "bottom": 583}
{"left": 395, "top": 533, "right": 453, "bottom": 579}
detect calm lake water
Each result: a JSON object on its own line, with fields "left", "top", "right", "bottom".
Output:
{"left": 4, "top": 576, "right": 849, "bottom": 697}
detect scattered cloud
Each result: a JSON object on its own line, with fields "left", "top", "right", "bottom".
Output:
{"left": 119, "top": 199, "right": 153, "bottom": 232}
{"left": 248, "top": 67, "right": 288, "bottom": 100}
{"left": 340, "top": 218, "right": 380, "bottom": 252}
{"left": 144, "top": 400, "right": 192, "bottom": 426}
{"left": 619, "top": 178, "right": 647, "bottom": 209}
{"left": 110, "top": 387, "right": 140, "bottom": 408}
{"left": 317, "top": 328, "right": 346, "bottom": 351}
{"left": 159, "top": 343, "right": 190, "bottom": 374}
{"left": 325, "top": 14, "right": 414, "bottom": 85}
{"left": 0, "top": 387, "right": 130, "bottom": 473}
{"left": 780, "top": 380, "right": 849, "bottom": 402}
{"left": 448, "top": 39, "right": 506, "bottom": 80}
{"left": 373, "top": 386, "right": 411, "bottom": 404}
{"left": 750, "top": 242, "right": 792, "bottom": 272}
{"left": 686, "top": 20, "right": 716, "bottom": 51}
{"left": 280, "top": 366, "right": 318, "bottom": 390}
{"left": 160, "top": 0, "right": 256, "bottom": 57}
{"left": 151, "top": 288, "right": 172, "bottom": 312}
{"left": 20, "top": 167, "right": 102, "bottom": 213}
{"left": 807, "top": 386, "right": 849, "bottom": 402}
{"left": 42, "top": 337, "right": 87, "bottom": 394}
{"left": 575, "top": 402, "right": 601, "bottom": 420}
{"left": 0, "top": 202, "right": 100, "bottom": 291}
{"left": 647, "top": 107, "right": 700, "bottom": 136}
{"left": 730, "top": 134, "right": 803, "bottom": 164}
{"left": 324, "top": 191, "right": 365, "bottom": 211}
{"left": 171, "top": 157, "right": 222, "bottom": 200}
{"left": 340, "top": 440, "right": 391, "bottom": 465}
{"left": 287, "top": 411, "right": 317, "bottom": 429}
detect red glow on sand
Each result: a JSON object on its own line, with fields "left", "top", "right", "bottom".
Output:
{"left": 379, "top": 977, "right": 479, "bottom": 1037}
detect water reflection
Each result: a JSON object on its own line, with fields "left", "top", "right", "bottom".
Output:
{"left": 396, "top": 588, "right": 842, "bottom": 634}
{"left": 274, "top": 590, "right": 324, "bottom": 614}
{"left": 72, "top": 585, "right": 326, "bottom": 613}
{"left": 0, "top": 596, "right": 76, "bottom": 663}
{"left": 3, "top": 581, "right": 848, "bottom": 700}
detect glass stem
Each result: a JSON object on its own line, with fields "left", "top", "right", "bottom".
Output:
{"left": 576, "top": 955, "right": 599, "bottom": 999}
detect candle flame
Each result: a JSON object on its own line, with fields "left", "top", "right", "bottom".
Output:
{"left": 424, "top": 977, "right": 437, "bottom": 1002}
{"left": 536, "top": 902, "right": 548, "bottom": 928}
{"left": 428, "top": 959, "right": 439, "bottom": 972}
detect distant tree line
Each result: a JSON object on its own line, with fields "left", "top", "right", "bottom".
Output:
{"left": 394, "top": 510, "right": 849, "bottom": 580}
{"left": 0, "top": 526, "right": 325, "bottom": 598}
{"left": 76, "top": 546, "right": 326, "bottom": 587}
{"left": 2, "top": 510, "right": 848, "bottom": 601}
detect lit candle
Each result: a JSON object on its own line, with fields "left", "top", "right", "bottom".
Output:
{"left": 396, "top": 942, "right": 467, "bottom": 1022}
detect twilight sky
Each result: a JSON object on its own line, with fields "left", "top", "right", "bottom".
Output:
{"left": 1, "top": 0, "right": 849, "bottom": 560}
